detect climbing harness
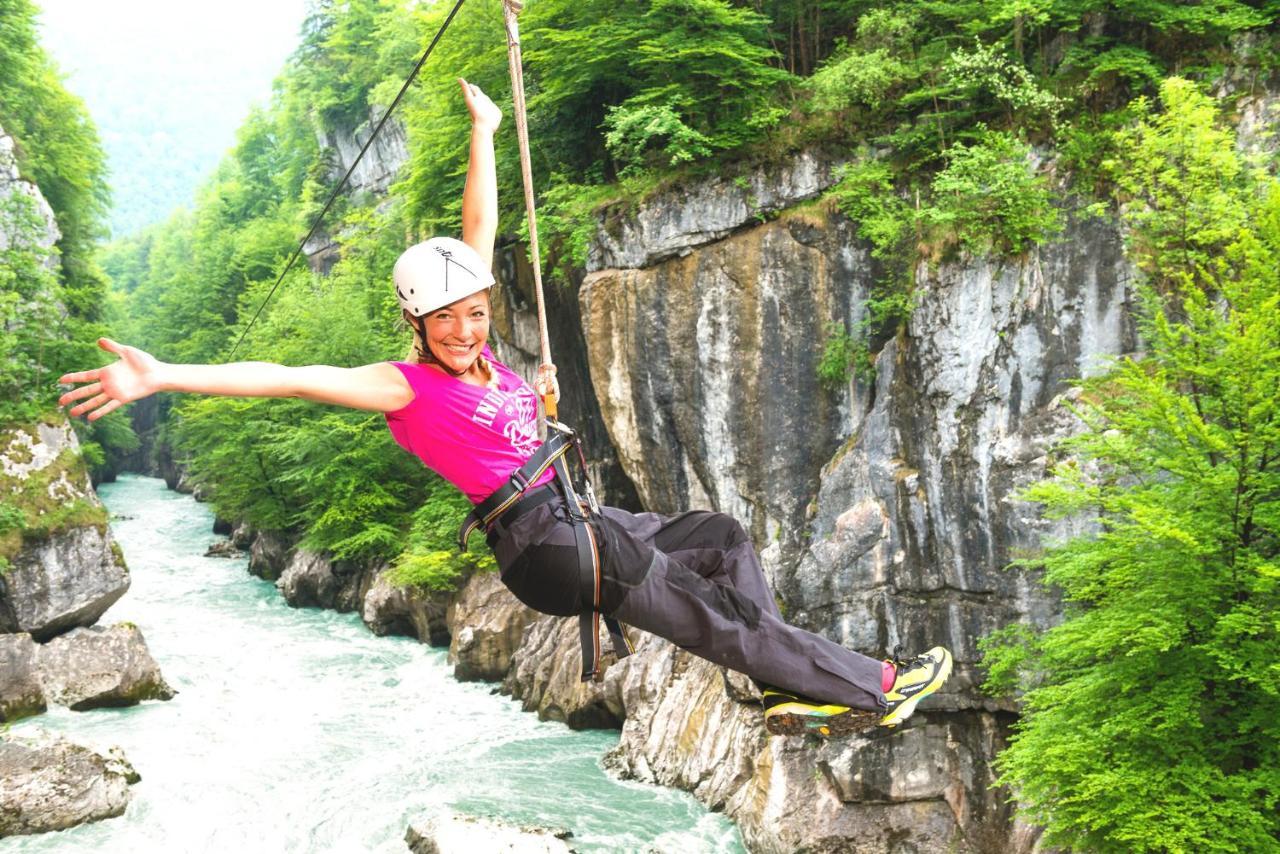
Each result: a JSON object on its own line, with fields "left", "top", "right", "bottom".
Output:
{"left": 457, "top": 420, "right": 633, "bottom": 682}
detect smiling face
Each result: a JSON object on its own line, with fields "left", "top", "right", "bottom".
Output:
{"left": 408, "top": 290, "right": 491, "bottom": 377}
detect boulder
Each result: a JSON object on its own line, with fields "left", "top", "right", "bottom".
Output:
{"left": 0, "top": 633, "right": 46, "bottom": 722}
{"left": 247, "top": 529, "right": 294, "bottom": 581}
{"left": 230, "top": 521, "right": 255, "bottom": 549}
{"left": 447, "top": 571, "right": 538, "bottom": 682}
{"left": 0, "top": 733, "right": 139, "bottom": 837}
{"left": 361, "top": 569, "right": 452, "bottom": 646}
{"left": 405, "top": 811, "right": 574, "bottom": 854}
{"left": 0, "top": 421, "right": 129, "bottom": 641}
{"left": 275, "top": 549, "right": 375, "bottom": 612}
{"left": 204, "top": 539, "right": 241, "bottom": 558}
{"left": 0, "top": 525, "right": 129, "bottom": 641}
{"left": 36, "top": 623, "right": 175, "bottom": 711}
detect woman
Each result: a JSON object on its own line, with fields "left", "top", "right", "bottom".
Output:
{"left": 60, "top": 79, "right": 951, "bottom": 737}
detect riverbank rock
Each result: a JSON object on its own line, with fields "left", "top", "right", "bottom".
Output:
{"left": 36, "top": 623, "right": 175, "bottom": 711}
{"left": 0, "top": 733, "right": 139, "bottom": 837}
{"left": 0, "top": 419, "right": 129, "bottom": 641}
{"left": 502, "top": 615, "right": 628, "bottom": 729}
{"left": 405, "top": 811, "right": 574, "bottom": 854}
{"left": 447, "top": 571, "right": 537, "bottom": 682}
{"left": 361, "top": 569, "right": 452, "bottom": 646}
{"left": 0, "top": 633, "right": 46, "bottom": 722}
{"left": 247, "top": 529, "right": 295, "bottom": 581}
{"left": 276, "top": 548, "right": 374, "bottom": 612}
{"left": 204, "top": 539, "right": 241, "bottom": 558}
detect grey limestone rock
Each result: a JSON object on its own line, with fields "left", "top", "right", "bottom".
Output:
{"left": 1, "top": 526, "right": 128, "bottom": 641}
{"left": 573, "top": 155, "right": 1134, "bottom": 849}
{"left": 587, "top": 150, "right": 842, "bottom": 271}
{"left": 36, "top": 623, "right": 175, "bottom": 711}
{"left": 275, "top": 548, "right": 375, "bottom": 612}
{"left": 0, "top": 420, "right": 129, "bottom": 641}
{"left": 405, "top": 811, "right": 575, "bottom": 854}
{"left": 581, "top": 210, "right": 868, "bottom": 568}
{"left": 0, "top": 733, "right": 139, "bottom": 837}
{"left": 501, "top": 614, "right": 629, "bottom": 729}
{"left": 0, "top": 125, "right": 60, "bottom": 258}
{"left": 361, "top": 568, "right": 452, "bottom": 646}
{"left": 447, "top": 571, "right": 538, "bottom": 683}
{"left": 0, "top": 633, "right": 46, "bottom": 722}
{"left": 247, "top": 528, "right": 295, "bottom": 581}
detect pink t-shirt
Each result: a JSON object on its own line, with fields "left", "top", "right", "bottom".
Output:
{"left": 383, "top": 347, "right": 556, "bottom": 504}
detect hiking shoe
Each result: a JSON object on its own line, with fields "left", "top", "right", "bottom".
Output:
{"left": 762, "top": 688, "right": 881, "bottom": 737}
{"left": 879, "top": 646, "right": 952, "bottom": 728}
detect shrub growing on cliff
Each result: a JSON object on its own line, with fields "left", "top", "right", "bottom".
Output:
{"left": 981, "top": 79, "right": 1280, "bottom": 852}
{"left": 921, "top": 129, "right": 1060, "bottom": 256}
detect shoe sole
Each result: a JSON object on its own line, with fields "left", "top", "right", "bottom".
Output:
{"left": 764, "top": 705, "right": 883, "bottom": 737}
{"left": 878, "top": 650, "right": 953, "bottom": 728}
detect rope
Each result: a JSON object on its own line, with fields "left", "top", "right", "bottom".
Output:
{"left": 502, "top": 0, "right": 558, "bottom": 421}
{"left": 227, "top": 0, "right": 470, "bottom": 360}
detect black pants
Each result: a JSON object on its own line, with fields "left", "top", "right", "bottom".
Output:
{"left": 488, "top": 493, "right": 886, "bottom": 711}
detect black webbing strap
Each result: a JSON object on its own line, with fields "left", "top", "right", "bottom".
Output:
{"left": 574, "top": 511, "right": 633, "bottom": 682}
{"left": 457, "top": 430, "right": 573, "bottom": 551}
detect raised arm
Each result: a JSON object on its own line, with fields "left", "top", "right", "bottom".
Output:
{"left": 59, "top": 338, "right": 414, "bottom": 420}
{"left": 458, "top": 78, "right": 501, "bottom": 267}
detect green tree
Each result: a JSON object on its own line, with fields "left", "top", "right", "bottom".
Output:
{"left": 982, "top": 79, "right": 1280, "bottom": 852}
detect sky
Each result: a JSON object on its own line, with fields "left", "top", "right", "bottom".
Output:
{"left": 35, "top": 0, "right": 311, "bottom": 239}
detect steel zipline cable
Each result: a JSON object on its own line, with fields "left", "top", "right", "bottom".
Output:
{"left": 226, "top": 0, "right": 469, "bottom": 360}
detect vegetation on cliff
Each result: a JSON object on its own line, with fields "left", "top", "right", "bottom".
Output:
{"left": 0, "top": 0, "right": 136, "bottom": 476}
{"left": 983, "top": 79, "right": 1280, "bottom": 851}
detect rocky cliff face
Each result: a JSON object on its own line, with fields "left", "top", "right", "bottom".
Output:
{"left": 0, "top": 127, "right": 60, "bottom": 258}
{"left": 541, "top": 156, "right": 1132, "bottom": 850}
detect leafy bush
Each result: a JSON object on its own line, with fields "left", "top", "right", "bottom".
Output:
{"left": 922, "top": 129, "right": 1060, "bottom": 255}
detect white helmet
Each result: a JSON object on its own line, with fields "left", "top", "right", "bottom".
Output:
{"left": 393, "top": 237, "right": 495, "bottom": 318}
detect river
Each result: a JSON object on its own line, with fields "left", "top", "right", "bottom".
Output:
{"left": 8, "top": 474, "right": 745, "bottom": 852}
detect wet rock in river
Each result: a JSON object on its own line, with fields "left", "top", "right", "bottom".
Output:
{"left": 0, "top": 732, "right": 139, "bottom": 837}
{"left": 36, "top": 623, "right": 175, "bottom": 711}
{"left": 405, "top": 810, "right": 574, "bottom": 854}
{"left": 0, "top": 633, "right": 46, "bottom": 722}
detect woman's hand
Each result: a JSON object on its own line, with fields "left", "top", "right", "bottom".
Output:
{"left": 459, "top": 78, "right": 501, "bottom": 134}
{"left": 534, "top": 362, "right": 560, "bottom": 404}
{"left": 58, "top": 338, "right": 163, "bottom": 421}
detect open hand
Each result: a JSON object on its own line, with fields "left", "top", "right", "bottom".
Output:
{"left": 459, "top": 78, "right": 501, "bottom": 134}
{"left": 58, "top": 338, "right": 163, "bottom": 421}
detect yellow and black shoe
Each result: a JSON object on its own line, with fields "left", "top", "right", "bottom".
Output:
{"left": 762, "top": 688, "right": 881, "bottom": 737}
{"left": 879, "top": 646, "right": 952, "bottom": 728}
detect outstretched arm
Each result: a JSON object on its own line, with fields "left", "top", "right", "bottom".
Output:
{"left": 458, "top": 78, "right": 501, "bottom": 268}
{"left": 59, "top": 338, "right": 415, "bottom": 420}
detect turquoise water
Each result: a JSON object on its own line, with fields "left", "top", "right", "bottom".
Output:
{"left": 8, "top": 475, "right": 744, "bottom": 852}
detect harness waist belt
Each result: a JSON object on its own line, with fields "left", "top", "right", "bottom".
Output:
{"left": 457, "top": 431, "right": 572, "bottom": 551}
{"left": 456, "top": 425, "right": 632, "bottom": 682}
